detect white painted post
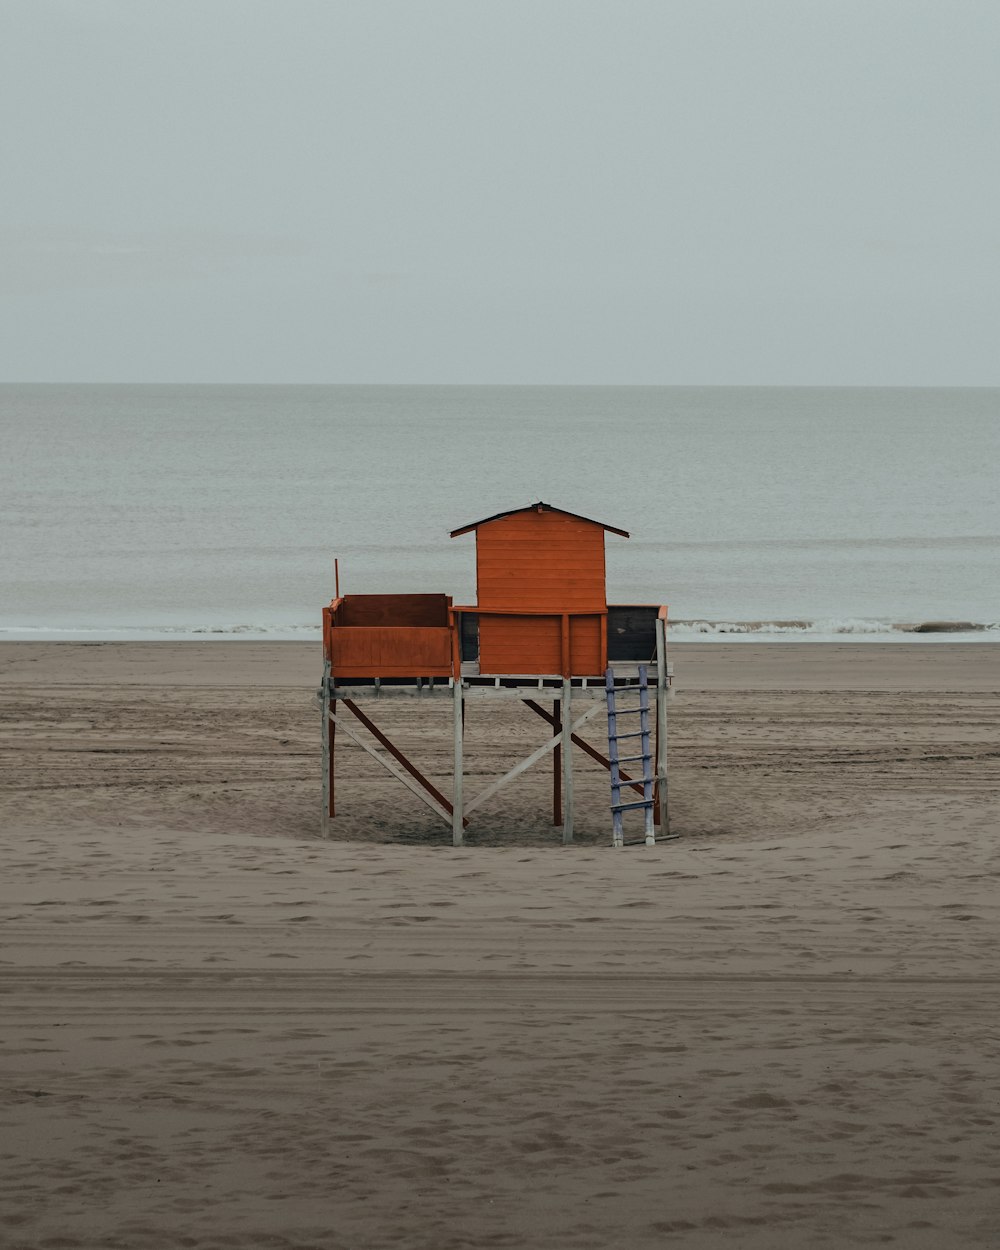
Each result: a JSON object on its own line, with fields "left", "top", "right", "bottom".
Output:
{"left": 639, "top": 665, "right": 656, "bottom": 847}
{"left": 320, "top": 660, "right": 331, "bottom": 838}
{"left": 606, "top": 668, "right": 624, "bottom": 848}
{"left": 452, "top": 677, "right": 464, "bottom": 847}
{"left": 655, "top": 616, "right": 670, "bottom": 836}
{"left": 561, "top": 677, "right": 574, "bottom": 844}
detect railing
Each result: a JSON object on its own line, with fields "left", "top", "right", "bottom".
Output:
{"left": 324, "top": 597, "right": 667, "bottom": 682}
{"left": 323, "top": 596, "right": 454, "bottom": 678}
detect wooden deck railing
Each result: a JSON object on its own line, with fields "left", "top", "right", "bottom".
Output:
{"left": 324, "top": 598, "right": 667, "bottom": 682}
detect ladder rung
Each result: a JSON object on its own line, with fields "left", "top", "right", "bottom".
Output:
{"left": 611, "top": 731, "right": 646, "bottom": 740}
{"left": 615, "top": 753, "right": 650, "bottom": 764}
{"left": 608, "top": 707, "right": 647, "bottom": 716}
{"left": 611, "top": 799, "right": 654, "bottom": 812}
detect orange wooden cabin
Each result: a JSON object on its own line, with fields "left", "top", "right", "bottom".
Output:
{"left": 322, "top": 502, "right": 662, "bottom": 685}
{"left": 451, "top": 502, "right": 628, "bottom": 677}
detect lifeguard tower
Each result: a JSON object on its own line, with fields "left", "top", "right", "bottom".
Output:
{"left": 320, "top": 502, "right": 671, "bottom": 846}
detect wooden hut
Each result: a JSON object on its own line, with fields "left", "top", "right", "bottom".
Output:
{"left": 450, "top": 502, "right": 628, "bottom": 677}
{"left": 320, "top": 502, "right": 671, "bottom": 847}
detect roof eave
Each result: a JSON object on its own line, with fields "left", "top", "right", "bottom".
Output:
{"left": 450, "top": 501, "right": 629, "bottom": 539}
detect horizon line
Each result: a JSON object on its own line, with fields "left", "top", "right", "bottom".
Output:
{"left": 2, "top": 380, "right": 999, "bottom": 390}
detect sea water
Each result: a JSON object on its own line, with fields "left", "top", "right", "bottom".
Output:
{"left": 1, "top": 384, "right": 997, "bottom": 641}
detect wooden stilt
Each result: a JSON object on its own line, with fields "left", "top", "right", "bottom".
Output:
{"left": 653, "top": 704, "right": 661, "bottom": 826}
{"left": 320, "top": 661, "right": 331, "bottom": 838}
{"left": 552, "top": 697, "right": 562, "bottom": 826}
{"left": 561, "top": 677, "right": 574, "bottom": 844}
{"left": 640, "top": 665, "right": 655, "bottom": 847}
{"left": 606, "top": 668, "right": 624, "bottom": 848}
{"left": 655, "top": 613, "right": 670, "bottom": 835}
{"left": 335, "top": 695, "right": 342, "bottom": 820}
{"left": 452, "top": 677, "right": 464, "bottom": 847}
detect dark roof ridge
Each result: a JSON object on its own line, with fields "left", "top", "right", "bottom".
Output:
{"left": 450, "top": 501, "right": 629, "bottom": 538}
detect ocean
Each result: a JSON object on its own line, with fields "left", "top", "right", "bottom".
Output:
{"left": 1, "top": 384, "right": 997, "bottom": 642}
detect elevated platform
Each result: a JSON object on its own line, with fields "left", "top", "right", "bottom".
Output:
{"left": 323, "top": 596, "right": 667, "bottom": 690}
{"left": 326, "top": 660, "right": 674, "bottom": 701}
{"left": 320, "top": 573, "right": 672, "bottom": 845}
{"left": 320, "top": 616, "right": 672, "bottom": 847}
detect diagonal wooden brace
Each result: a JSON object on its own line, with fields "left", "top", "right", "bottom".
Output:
{"left": 463, "top": 703, "right": 602, "bottom": 817}
{"left": 329, "top": 701, "right": 465, "bottom": 829}
{"left": 521, "top": 698, "right": 647, "bottom": 798}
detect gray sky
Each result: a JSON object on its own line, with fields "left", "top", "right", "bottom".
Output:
{"left": 1, "top": 0, "right": 998, "bottom": 384}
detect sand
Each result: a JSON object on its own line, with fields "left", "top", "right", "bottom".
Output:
{"left": 1, "top": 641, "right": 998, "bottom": 1248}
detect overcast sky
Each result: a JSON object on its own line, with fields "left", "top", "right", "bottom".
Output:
{"left": 1, "top": 0, "right": 998, "bottom": 384}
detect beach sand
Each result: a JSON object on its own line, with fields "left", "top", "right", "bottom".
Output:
{"left": 1, "top": 642, "right": 998, "bottom": 1248}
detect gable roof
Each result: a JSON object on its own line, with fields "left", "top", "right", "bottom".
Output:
{"left": 450, "top": 501, "right": 629, "bottom": 539}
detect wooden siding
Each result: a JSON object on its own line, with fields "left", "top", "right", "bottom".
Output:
{"left": 472, "top": 511, "right": 608, "bottom": 674}
{"left": 570, "top": 615, "right": 603, "bottom": 674}
{"left": 329, "top": 626, "right": 453, "bottom": 677}
{"left": 478, "top": 613, "right": 604, "bottom": 677}
{"left": 475, "top": 512, "right": 607, "bottom": 611}
{"left": 338, "top": 594, "right": 450, "bottom": 628}
{"left": 478, "top": 615, "right": 560, "bottom": 675}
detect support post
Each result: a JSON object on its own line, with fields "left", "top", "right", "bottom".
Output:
{"left": 655, "top": 612, "right": 670, "bottom": 836}
{"left": 320, "top": 660, "right": 331, "bottom": 837}
{"left": 561, "top": 677, "right": 574, "bottom": 844}
{"left": 335, "top": 700, "right": 342, "bottom": 825}
{"left": 552, "top": 697, "right": 562, "bottom": 826}
{"left": 452, "top": 677, "right": 464, "bottom": 847}
{"left": 607, "top": 668, "right": 624, "bottom": 848}
{"left": 639, "top": 665, "right": 655, "bottom": 847}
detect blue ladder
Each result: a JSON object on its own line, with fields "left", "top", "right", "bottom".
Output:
{"left": 605, "top": 666, "right": 656, "bottom": 848}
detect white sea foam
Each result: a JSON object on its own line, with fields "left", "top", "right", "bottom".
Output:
{"left": 0, "top": 623, "right": 323, "bottom": 641}
{"left": 668, "top": 618, "right": 998, "bottom": 642}
{"left": 2, "top": 619, "right": 997, "bottom": 643}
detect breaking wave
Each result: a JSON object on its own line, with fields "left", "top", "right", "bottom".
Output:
{"left": 668, "top": 618, "right": 999, "bottom": 642}
{"left": 1, "top": 619, "right": 997, "bottom": 642}
{"left": 0, "top": 623, "right": 323, "bottom": 641}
